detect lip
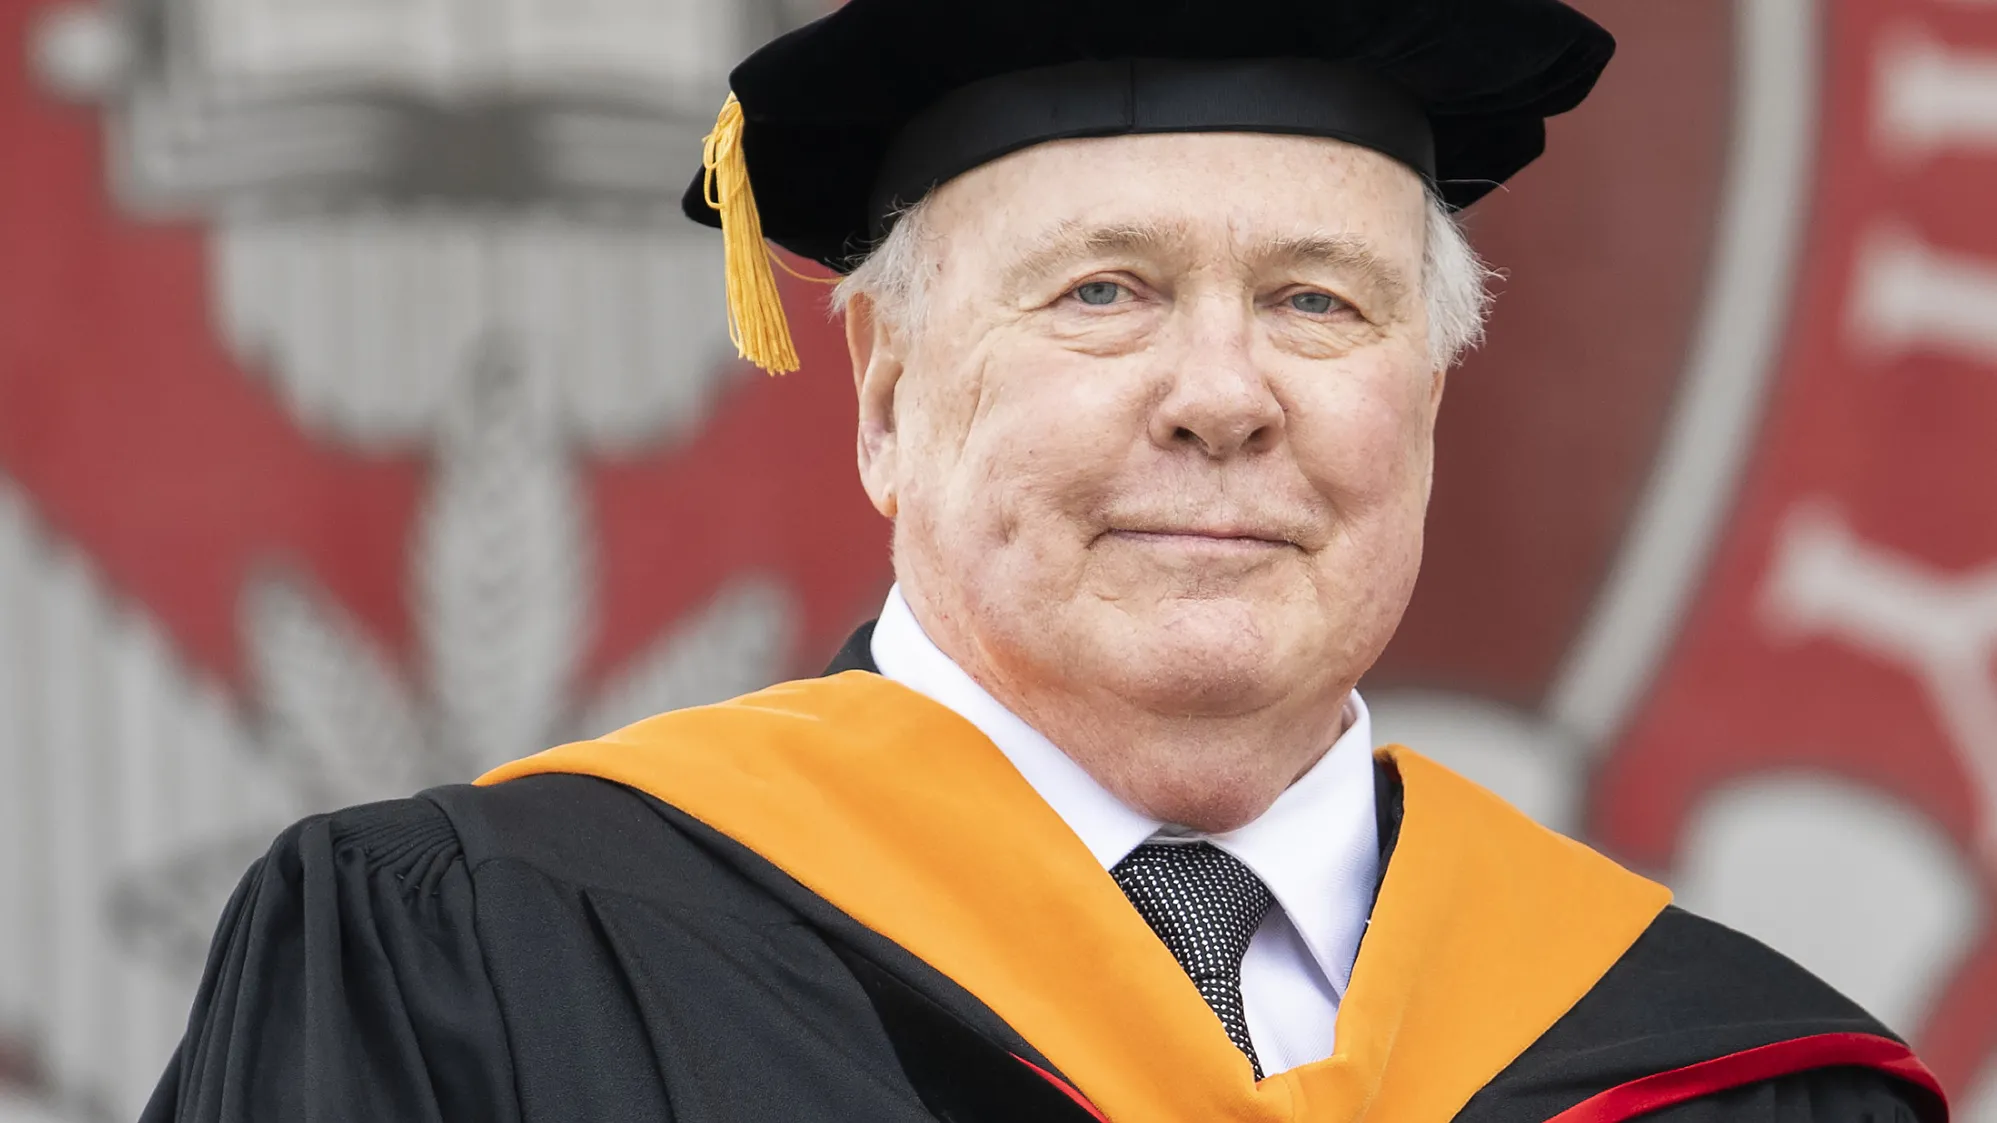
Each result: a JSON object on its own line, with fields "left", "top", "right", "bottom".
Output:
{"left": 1105, "top": 528, "right": 1293, "bottom": 549}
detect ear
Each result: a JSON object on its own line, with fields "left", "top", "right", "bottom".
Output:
{"left": 846, "top": 292, "right": 906, "bottom": 519}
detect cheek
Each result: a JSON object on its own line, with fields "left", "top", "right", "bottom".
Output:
{"left": 902, "top": 340, "right": 1137, "bottom": 549}
{"left": 1287, "top": 355, "right": 1437, "bottom": 508}
{"left": 968, "top": 337, "right": 1144, "bottom": 471}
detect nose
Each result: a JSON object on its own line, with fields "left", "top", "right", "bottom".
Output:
{"left": 1148, "top": 315, "right": 1285, "bottom": 459}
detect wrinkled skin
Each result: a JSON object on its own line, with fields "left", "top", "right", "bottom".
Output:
{"left": 847, "top": 132, "right": 1444, "bottom": 832}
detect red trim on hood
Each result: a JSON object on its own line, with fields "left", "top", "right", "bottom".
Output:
{"left": 1014, "top": 1054, "right": 1111, "bottom": 1122}
{"left": 1546, "top": 1033, "right": 1948, "bottom": 1123}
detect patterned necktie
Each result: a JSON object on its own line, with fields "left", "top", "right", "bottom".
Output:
{"left": 1110, "top": 841, "right": 1276, "bottom": 1077}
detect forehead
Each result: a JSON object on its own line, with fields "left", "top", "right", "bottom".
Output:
{"left": 921, "top": 131, "right": 1430, "bottom": 264}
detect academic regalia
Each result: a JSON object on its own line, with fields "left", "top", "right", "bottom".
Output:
{"left": 145, "top": 1, "right": 1949, "bottom": 1117}
{"left": 143, "top": 629, "right": 1945, "bottom": 1123}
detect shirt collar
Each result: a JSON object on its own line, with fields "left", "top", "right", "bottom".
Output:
{"left": 868, "top": 584, "right": 1379, "bottom": 998}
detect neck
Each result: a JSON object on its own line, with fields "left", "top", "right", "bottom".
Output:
{"left": 901, "top": 589, "right": 1352, "bottom": 834}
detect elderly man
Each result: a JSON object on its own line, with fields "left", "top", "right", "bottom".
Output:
{"left": 145, "top": 2, "right": 1946, "bottom": 1122}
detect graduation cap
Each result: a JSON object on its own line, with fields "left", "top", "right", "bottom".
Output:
{"left": 684, "top": 0, "right": 1616, "bottom": 374}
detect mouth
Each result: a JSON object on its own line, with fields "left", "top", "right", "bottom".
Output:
{"left": 1103, "top": 528, "right": 1295, "bottom": 551}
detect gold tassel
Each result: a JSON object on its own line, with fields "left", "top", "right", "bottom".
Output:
{"left": 703, "top": 93, "right": 801, "bottom": 375}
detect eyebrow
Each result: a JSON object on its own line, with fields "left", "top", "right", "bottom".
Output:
{"left": 1260, "top": 232, "right": 1412, "bottom": 310}
{"left": 999, "top": 219, "right": 1189, "bottom": 294}
{"left": 998, "top": 219, "right": 1413, "bottom": 311}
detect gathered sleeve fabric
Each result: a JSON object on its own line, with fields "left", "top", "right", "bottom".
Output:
{"left": 141, "top": 798, "right": 522, "bottom": 1123}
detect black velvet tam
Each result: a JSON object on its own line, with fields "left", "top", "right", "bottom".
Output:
{"left": 679, "top": 0, "right": 1616, "bottom": 272}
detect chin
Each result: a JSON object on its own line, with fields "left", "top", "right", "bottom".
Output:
{"left": 1094, "top": 601, "right": 1304, "bottom": 715}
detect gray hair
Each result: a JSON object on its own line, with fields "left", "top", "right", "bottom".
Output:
{"left": 832, "top": 190, "right": 1496, "bottom": 369}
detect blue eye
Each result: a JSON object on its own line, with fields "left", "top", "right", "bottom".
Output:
{"left": 1290, "top": 292, "right": 1339, "bottom": 315}
{"left": 1074, "top": 281, "right": 1123, "bottom": 306}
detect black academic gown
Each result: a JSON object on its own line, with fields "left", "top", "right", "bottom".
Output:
{"left": 141, "top": 629, "right": 1945, "bottom": 1123}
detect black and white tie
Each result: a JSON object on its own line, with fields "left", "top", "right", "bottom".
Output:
{"left": 1110, "top": 841, "right": 1275, "bottom": 1077}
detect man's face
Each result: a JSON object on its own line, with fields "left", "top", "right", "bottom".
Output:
{"left": 856, "top": 131, "right": 1440, "bottom": 735}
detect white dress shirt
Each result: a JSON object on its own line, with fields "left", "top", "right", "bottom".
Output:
{"left": 869, "top": 585, "right": 1379, "bottom": 1075}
